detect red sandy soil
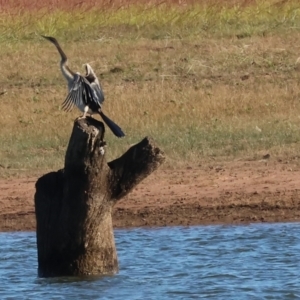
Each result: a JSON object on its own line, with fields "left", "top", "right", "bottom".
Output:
{"left": 1, "top": 158, "right": 300, "bottom": 231}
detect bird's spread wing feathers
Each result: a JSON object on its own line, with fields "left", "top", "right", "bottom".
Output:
{"left": 61, "top": 74, "right": 102, "bottom": 112}
{"left": 84, "top": 64, "right": 105, "bottom": 105}
{"left": 90, "top": 81, "right": 105, "bottom": 105}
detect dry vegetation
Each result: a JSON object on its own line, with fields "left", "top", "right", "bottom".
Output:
{"left": 0, "top": 0, "right": 300, "bottom": 177}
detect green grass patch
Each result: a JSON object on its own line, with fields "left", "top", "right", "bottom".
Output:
{"left": 1, "top": 117, "right": 300, "bottom": 176}
{"left": 1, "top": 1, "right": 300, "bottom": 176}
{"left": 0, "top": 1, "right": 300, "bottom": 42}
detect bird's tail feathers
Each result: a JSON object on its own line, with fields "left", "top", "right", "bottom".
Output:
{"left": 99, "top": 111, "right": 125, "bottom": 138}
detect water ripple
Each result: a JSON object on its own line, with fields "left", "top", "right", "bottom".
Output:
{"left": 0, "top": 223, "right": 300, "bottom": 299}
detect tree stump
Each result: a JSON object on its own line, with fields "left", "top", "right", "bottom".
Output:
{"left": 34, "top": 117, "right": 165, "bottom": 277}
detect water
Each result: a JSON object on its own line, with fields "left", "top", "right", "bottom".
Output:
{"left": 0, "top": 223, "right": 300, "bottom": 299}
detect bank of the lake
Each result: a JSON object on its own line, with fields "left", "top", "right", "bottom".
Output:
{"left": 1, "top": 159, "right": 300, "bottom": 231}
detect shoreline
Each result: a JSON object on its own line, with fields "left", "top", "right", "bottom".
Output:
{"left": 1, "top": 158, "right": 300, "bottom": 232}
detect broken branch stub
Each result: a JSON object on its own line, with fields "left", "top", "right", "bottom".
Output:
{"left": 108, "top": 137, "right": 165, "bottom": 201}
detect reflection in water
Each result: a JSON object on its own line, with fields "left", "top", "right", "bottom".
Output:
{"left": 0, "top": 223, "right": 300, "bottom": 299}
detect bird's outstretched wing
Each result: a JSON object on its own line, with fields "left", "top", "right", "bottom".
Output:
{"left": 84, "top": 64, "right": 105, "bottom": 105}
{"left": 61, "top": 74, "right": 102, "bottom": 112}
{"left": 90, "top": 80, "right": 105, "bottom": 105}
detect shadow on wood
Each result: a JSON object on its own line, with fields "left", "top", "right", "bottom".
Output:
{"left": 34, "top": 117, "right": 165, "bottom": 277}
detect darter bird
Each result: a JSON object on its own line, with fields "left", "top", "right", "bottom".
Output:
{"left": 41, "top": 35, "right": 125, "bottom": 138}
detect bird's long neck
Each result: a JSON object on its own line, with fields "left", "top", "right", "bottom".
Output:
{"left": 60, "top": 63, "right": 75, "bottom": 84}
{"left": 51, "top": 40, "right": 75, "bottom": 82}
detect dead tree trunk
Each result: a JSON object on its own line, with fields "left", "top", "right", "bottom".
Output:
{"left": 34, "top": 117, "right": 165, "bottom": 277}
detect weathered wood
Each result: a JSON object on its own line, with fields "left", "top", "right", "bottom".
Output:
{"left": 35, "top": 117, "right": 165, "bottom": 277}
{"left": 108, "top": 137, "right": 165, "bottom": 201}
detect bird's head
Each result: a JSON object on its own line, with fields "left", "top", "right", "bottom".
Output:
{"left": 41, "top": 35, "right": 58, "bottom": 45}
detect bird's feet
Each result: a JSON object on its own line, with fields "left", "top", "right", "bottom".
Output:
{"left": 78, "top": 112, "right": 87, "bottom": 119}
{"left": 78, "top": 106, "right": 89, "bottom": 119}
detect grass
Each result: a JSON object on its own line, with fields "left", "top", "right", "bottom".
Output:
{"left": 1, "top": 0, "right": 300, "bottom": 41}
{"left": 1, "top": 0, "right": 300, "bottom": 177}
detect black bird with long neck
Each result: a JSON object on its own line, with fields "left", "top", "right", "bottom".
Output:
{"left": 41, "top": 35, "right": 125, "bottom": 138}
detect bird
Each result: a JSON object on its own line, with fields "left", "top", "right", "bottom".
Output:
{"left": 41, "top": 35, "right": 125, "bottom": 138}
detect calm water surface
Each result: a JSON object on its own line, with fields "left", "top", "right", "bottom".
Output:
{"left": 0, "top": 223, "right": 300, "bottom": 299}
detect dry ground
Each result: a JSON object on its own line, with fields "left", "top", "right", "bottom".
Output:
{"left": 1, "top": 1, "right": 300, "bottom": 231}
{"left": 1, "top": 157, "right": 300, "bottom": 232}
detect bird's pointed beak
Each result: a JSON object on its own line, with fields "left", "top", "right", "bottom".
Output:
{"left": 40, "top": 35, "right": 57, "bottom": 44}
